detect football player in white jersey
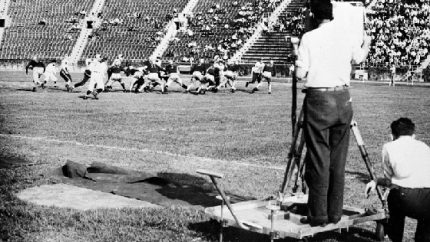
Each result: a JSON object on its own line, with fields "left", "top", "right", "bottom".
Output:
{"left": 83, "top": 56, "right": 105, "bottom": 99}
{"left": 43, "top": 60, "right": 58, "bottom": 88}
{"left": 245, "top": 58, "right": 265, "bottom": 91}
{"left": 74, "top": 54, "right": 100, "bottom": 89}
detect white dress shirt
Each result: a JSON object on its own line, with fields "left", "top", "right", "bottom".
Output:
{"left": 296, "top": 21, "right": 367, "bottom": 88}
{"left": 382, "top": 136, "right": 430, "bottom": 188}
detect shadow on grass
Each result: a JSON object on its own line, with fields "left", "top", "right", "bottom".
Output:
{"left": 15, "top": 87, "right": 69, "bottom": 93}
{"left": 189, "top": 220, "right": 380, "bottom": 242}
{"left": 0, "top": 155, "right": 31, "bottom": 169}
{"left": 155, "top": 172, "right": 254, "bottom": 207}
{"left": 16, "top": 88, "right": 34, "bottom": 92}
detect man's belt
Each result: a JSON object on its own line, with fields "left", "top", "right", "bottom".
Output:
{"left": 305, "top": 85, "right": 349, "bottom": 92}
{"left": 391, "top": 184, "right": 430, "bottom": 190}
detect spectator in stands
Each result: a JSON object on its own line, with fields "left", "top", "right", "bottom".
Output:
{"left": 38, "top": 18, "right": 47, "bottom": 26}
{"left": 366, "top": 0, "right": 430, "bottom": 67}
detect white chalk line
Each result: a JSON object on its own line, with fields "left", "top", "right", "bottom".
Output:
{"left": 0, "top": 103, "right": 288, "bottom": 118}
{"left": 0, "top": 133, "right": 285, "bottom": 171}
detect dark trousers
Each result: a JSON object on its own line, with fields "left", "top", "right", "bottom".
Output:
{"left": 303, "top": 88, "right": 353, "bottom": 224}
{"left": 60, "top": 69, "right": 72, "bottom": 83}
{"left": 133, "top": 77, "right": 146, "bottom": 92}
{"left": 251, "top": 72, "right": 261, "bottom": 83}
{"left": 74, "top": 70, "right": 91, "bottom": 88}
{"left": 214, "top": 75, "right": 220, "bottom": 86}
{"left": 387, "top": 187, "right": 430, "bottom": 242}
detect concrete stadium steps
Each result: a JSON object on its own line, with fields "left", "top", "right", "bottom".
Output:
{"left": 280, "top": 0, "right": 305, "bottom": 14}
{"left": 150, "top": 0, "right": 200, "bottom": 59}
{"left": 240, "top": 32, "right": 292, "bottom": 64}
{"left": 237, "top": 0, "right": 305, "bottom": 64}
{"left": 69, "top": 0, "right": 106, "bottom": 64}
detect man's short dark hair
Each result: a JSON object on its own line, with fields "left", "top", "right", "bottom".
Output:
{"left": 391, "top": 118, "right": 415, "bottom": 137}
{"left": 310, "top": 0, "right": 333, "bottom": 21}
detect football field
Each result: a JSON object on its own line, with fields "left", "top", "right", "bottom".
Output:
{"left": 1, "top": 71, "right": 429, "bottom": 241}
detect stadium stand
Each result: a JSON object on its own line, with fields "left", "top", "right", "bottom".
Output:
{"left": 150, "top": 0, "right": 200, "bottom": 60}
{"left": 366, "top": 0, "right": 430, "bottom": 67}
{"left": 68, "top": 0, "right": 106, "bottom": 64}
{"left": 0, "top": 0, "right": 429, "bottom": 78}
{"left": 161, "top": 0, "right": 282, "bottom": 62}
{"left": 0, "top": 0, "right": 10, "bottom": 18}
{"left": 80, "top": 0, "right": 189, "bottom": 61}
{"left": 0, "top": 0, "right": 11, "bottom": 48}
{"left": 239, "top": 0, "right": 306, "bottom": 64}
{"left": 0, "top": 0, "right": 93, "bottom": 60}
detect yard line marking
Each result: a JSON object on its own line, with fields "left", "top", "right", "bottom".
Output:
{"left": 0, "top": 104, "right": 289, "bottom": 117}
{"left": 0, "top": 134, "right": 286, "bottom": 171}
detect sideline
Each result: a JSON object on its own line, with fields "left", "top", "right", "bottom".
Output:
{"left": 0, "top": 133, "right": 286, "bottom": 171}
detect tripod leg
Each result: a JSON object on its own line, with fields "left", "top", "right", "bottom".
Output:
{"left": 292, "top": 131, "right": 306, "bottom": 193}
{"left": 280, "top": 111, "right": 304, "bottom": 194}
{"left": 350, "top": 121, "right": 386, "bottom": 208}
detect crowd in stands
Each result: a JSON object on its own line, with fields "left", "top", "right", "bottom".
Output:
{"left": 276, "top": 4, "right": 307, "bottom": 36}
{"left": 163, "top": 0, "right": 281, "bottom": 62}
{"left": 366, "top": 0, "right": 430, "bottom": 67}
{"left": 81, "top": 0, "right": 189, "bottom": 61}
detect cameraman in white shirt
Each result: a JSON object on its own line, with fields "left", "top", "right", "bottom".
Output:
{"left": 366, "top": 118, "right": 430, "bottom": 242}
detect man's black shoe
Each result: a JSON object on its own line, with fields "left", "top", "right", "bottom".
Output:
{"left": 328, "top": 216, "right": 341, "bottom": 224}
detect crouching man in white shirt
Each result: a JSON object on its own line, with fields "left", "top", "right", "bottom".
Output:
{"left": 366, "top": 117, "right": 430, "bottom": 242}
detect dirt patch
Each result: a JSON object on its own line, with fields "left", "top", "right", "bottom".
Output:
{"left": 17, "top": 183, "right": 161, "bottom": 210}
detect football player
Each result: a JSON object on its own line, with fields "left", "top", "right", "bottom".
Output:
{"left": 187, "top": 58, "right": 207, "bottom": 93}
{"left": 245, "top": 58, "right": 265, "bottom": 91}
{"left": 252, "top": 59, "right": 275, "bottom": 94}
{"left": 195, "top": 64, "right": 217, "bottom": 94}
{"left": 83, "top": 56, "right": 106, "bottom": 100}
{"left": 105, "top": 59, "right": 127, "bottom": 92}
{"left": 25, "top": 56, "right": 45, "bottom": 92}
{"left": 60, "top": 57, "right": 74, "bottom": 92}
{"left": 222, "top": 60, "right": 240, "bottom": 93}
{"left": 44, "top": 60, "right": 58, "bottom": 88}
{"left": 126, "top": 65, "right": 147, "bottom": 93}
{"left": 74, "top": 55, "right": 100, "bottom": 89}
{"left": 163, "top": 60, "right": 188, "bottom": 92}
{"left": 142, "top": 57, "right": 166, "bottom": 93}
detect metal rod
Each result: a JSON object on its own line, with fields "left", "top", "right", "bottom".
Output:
{"left": 280, "top": 110, "right": 304, "bottom": 194}
{"left": 270, "top": 209, "right": 275, "bottom": 242}
{"left": 209, "top": 176, "right": 246, "bottom": 229}
{"left": 220, "top": 199, "right": 224, "bottom": 242}
{"left": 350, "top": 121, "right": 386, "bottom": 206}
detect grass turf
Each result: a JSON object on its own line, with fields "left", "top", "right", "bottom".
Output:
{"left": 1, "top": 71, "right": 429, "bottom": 241}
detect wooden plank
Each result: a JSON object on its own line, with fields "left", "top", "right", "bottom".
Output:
{"left": 205, "top": 200, "right": 388, "bottom": 239}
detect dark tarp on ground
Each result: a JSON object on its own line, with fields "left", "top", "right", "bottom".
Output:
{"left": 57, "top": 161, "right": 252, "bottom": 208}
